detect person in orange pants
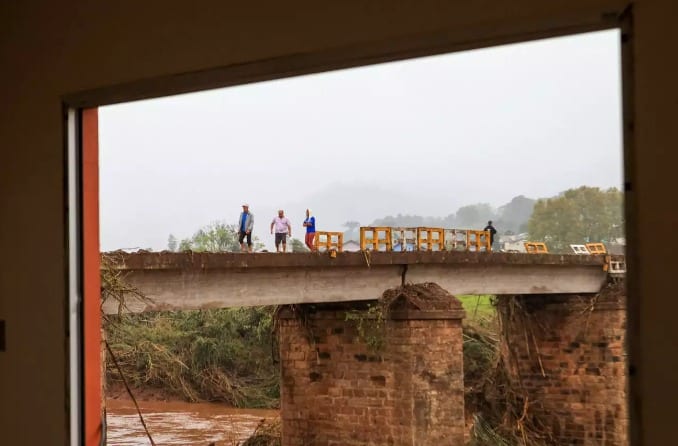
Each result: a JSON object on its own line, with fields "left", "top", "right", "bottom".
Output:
{"left": 303, "top": 209, "right": 316, "bottom": 251}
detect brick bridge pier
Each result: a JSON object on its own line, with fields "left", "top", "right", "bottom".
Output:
{"left": 277, "top": 282, "right": 627, "bottom": 446}
{"left": 278, "top": 284, "right": 467, "bottom": 445}
{"left": 496, "top": 282, "right": 627, "bottom": 445}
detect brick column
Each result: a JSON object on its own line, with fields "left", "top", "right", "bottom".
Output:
{"left": 496, "top": 282, "right": 627, "bottom": 445}
{"left": 278, "top": 285, "right": 466, "bottom": 446}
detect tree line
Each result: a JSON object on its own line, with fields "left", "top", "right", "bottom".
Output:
{"left": 365, "top": 194, "right": 535, "bottom": 235}
{"left": 167, "top": 222, "right": 309, "bottom": 253}
{"left": 350, "top": 186, "right": 623, "bottom": 252}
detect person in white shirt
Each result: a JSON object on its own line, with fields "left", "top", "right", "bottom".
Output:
{"left": 270, "top": 210, "right": 292, "bottom": 252}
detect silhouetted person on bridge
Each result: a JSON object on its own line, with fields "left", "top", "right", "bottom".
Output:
{"left": 484, "top": 220, "right": 497, "bottom": 249}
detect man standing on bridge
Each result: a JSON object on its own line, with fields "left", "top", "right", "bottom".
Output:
{"left": 484, "top": 220, "right": 497, "bottom": 250}
{"left": 271, "top": 210, "right": 292, "bottom": 253}
{"left": 238, "top": 203, "right": 254, "bottom": 253}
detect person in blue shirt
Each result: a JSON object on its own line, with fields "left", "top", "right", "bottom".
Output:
{"left": 238, "top": 203, "right": 254, "bottom": 252}
{"left": 303, "top": 208, "right": 316, "bottom": 251}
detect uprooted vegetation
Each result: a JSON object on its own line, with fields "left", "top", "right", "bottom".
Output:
{"left": 463, "top": 316, "right": 554, "bottom": 446}
{"left": 102, "top": 253, "right": 280, "bottom": 407}
{"left": 240, "top": 419, "right": 282, "bottom": 446}
{"left": 105, "top": 307, "right": 280, "bottom": 408}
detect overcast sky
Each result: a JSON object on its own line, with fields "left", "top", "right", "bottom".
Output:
{"left": 99, "top": 29, "right": 622, "bottom": 251}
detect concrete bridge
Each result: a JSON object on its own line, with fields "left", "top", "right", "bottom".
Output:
{"left": 102, "top": 250, "right": 627, "bottom": 445}
{"left": 101, "top": 250, "right": 617, "bottom": 313}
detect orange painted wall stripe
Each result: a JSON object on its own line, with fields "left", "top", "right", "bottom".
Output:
{"left": 82, "top": 108, "right": 102, "bottom": 446}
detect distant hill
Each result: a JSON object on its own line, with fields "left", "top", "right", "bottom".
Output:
{"left": 367, "top": 195, "right": 535, "bottom": 235}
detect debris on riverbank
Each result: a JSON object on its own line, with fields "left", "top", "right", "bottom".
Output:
{"left": 241, "top": 418, "right": 281, "bottom": 446}
{"left": 105, "top": 307, "right": 280, "bottom": 408}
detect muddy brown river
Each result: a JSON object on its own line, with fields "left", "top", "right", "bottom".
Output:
{"left": 106, "top": 399, "right": 279, "bottom": 445}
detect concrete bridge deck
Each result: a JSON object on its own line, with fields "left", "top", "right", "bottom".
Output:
{"left": 101, "top": 251, "right": 617, "bottom": 313}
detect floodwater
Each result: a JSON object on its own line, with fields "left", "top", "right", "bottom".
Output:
{"left": 105, "top": 399, "right": 279, "bottom": 445}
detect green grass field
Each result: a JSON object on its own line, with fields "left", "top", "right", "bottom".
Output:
{"left": 457, "top": 295, "right": 496, "bottom": 322}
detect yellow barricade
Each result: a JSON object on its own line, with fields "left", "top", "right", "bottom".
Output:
{"left": 524, "top": 242, "right": 548, "bottom": 254}
{"left": 467, "top": 230, "right": 492, "bottom": 252}
{"left": 585, "top": 243, "right": 607, "bottom": 254}
{"left": 360, "top": 227, "right": 392, "bottom": 251}
{"left": 417, "top": 227, "right": 445, "bottom": 251}
{"left": 315, "top": 231, "right": 343, "bottom": 253}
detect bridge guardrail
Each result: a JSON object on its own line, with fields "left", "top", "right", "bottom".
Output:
{"left": 360, "top": 227, "right": 491, "bottom": 253}
{"left": 360, "top": 227, "right": 392, "bottom": 251}
{"left": 444, "top": 229, "right": 467, "bottom": 251}
{"left": 391, "top": 227, "right": 417, "bottom": 252}
{"left": 315, "top": 231, "right": 344, "bottom": 253}
{"left": 466, "top": 230, "right": 491, "bottom": 252}
{"left": 608, "top": 257, "right": 626, "bottom": 275}
{"left": 585, "top": 243, "right": 607, "bottom": 254}
{"left": 417, "top": 227, "right": 445, "bottom": 251}
{"left": 524, "top": 242, "right": 549, "bottom": 254}
{"left": 570, "top": 244, "right": 590, "bottom": 254}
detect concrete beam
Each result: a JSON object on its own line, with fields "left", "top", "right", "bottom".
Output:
{"left": 101, "top": 251, "right": 613, "bottom": 313}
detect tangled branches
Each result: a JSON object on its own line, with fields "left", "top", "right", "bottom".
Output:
{"left": 101, "top": 253, "right": 154, "bottom": 317}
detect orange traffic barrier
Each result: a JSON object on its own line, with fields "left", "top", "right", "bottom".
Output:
{"left": 359, "top": 226, "right": 498, "bottom": 252}
{"left": 585, "top": 243, "right": 607, "bottom": 254}
{"left": 417, "top": 227, "right": 445, "bottom": 251}
{"left": 467, "top": 230, "right": 492, "bottom": 252}
{"left": 360, "top": 227, "right": 392, "bottom": 251}
{"left": 315, "top": 231, "right": 343, "bottom": 253}
{"left": 524, "top": 242, "right": 548, "bottom": 254}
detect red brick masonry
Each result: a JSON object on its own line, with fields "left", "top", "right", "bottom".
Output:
{"left": 278, "top": 298, "right": 466, "bottom": 446}
{"left": 496, "top": 282, "right": 627, "bottom": 445}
